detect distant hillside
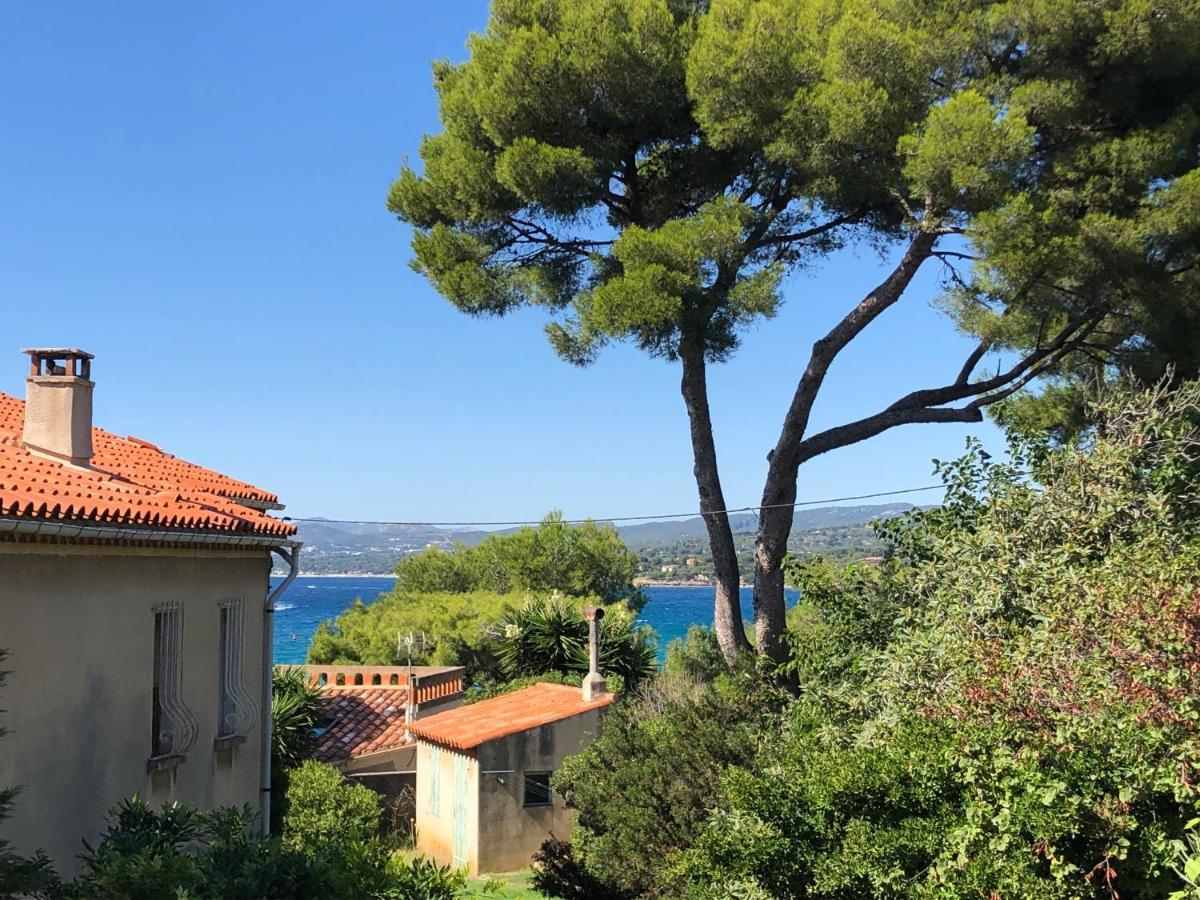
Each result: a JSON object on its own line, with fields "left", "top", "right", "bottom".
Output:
{"left": 283, "top": 502, "right": 924, "bottom": 576}
{"left": 615, "top": 502, "right": 919, "bottom": 547}
{"left": 293, "top": 519, "right": 481, "bottom": 549}
{"left": 284, "top": 519, "right": 482, "bottom": 575}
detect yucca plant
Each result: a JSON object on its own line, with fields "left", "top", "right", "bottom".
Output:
{"left": 270, "top": 666, "right": 327, "bottom": 833}
{"left": 271, "top": 667, "right": 324, "bottom": 771}
{"left": 495, "top": 595, "right": 587, "bottom": 678}
{"left": 494, "top": 596, "right": 657, "bottom": 691}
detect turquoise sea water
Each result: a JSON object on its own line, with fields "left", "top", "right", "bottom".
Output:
{"left": 271, "top": 577, "right": 799, "bottom": 665}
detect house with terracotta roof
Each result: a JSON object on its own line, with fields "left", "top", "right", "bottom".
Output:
{"left": 407, "top": 609, "right": 615, "bottom": 875}
{"left": 0, "top": 348, "right": 300, "bottom": 874}
{"left": 289, "top": 664, "right": 465, "bottom": 793}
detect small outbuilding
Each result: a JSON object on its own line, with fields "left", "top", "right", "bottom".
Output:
{"left": 408, "top": 610, "right": 614, "bottom": 874}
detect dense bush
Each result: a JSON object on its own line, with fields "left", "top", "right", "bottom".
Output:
{"left": 308, "top": 587, "right": 656, "bottom": 690}
{"left": 549, "top": 383, "right": 1200, "bottom": 898}
{"left": 73, "top": 801, "right": 295, "bottom": 900}
{"left": 395, "top": 511, "right": 645, "bottom": 608}
{"left": 661, "top": 625, "right": 727, "bottom": 684}
{"left": 548, "top": 633, "right": 787, "bottom": 897}
{"left": 282, "top": 761, "right": 383, "bottom": 853}
{"left": 270, "top": 666, "right": 326, "bottom": 832}
{"left": 783, "top": 556, "right": 906, "bottom": 695}
{"left": 307, "top": 589, "right": 511, "bottom": 673}
{"left": 67, "top": 793, "right": 463, "bottom": 900}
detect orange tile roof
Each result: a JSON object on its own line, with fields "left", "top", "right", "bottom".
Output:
{"left": 0, "top": 392, "right": 294, "bottom": 538}
{"left": 314, "top": 687, "right": 411, "bottom": 763}
{"left": 406, "top": 682, "right": 614, "bottom": 753}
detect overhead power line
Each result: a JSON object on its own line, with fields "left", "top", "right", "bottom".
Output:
{"left": 281, "top": 483, "right": 944, "bottom": 529}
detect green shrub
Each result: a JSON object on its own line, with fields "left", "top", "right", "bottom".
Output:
{"left": 549, "top": 668, "right": 787, "bottom": 896}
{"left": 662, "top": 625, "right": 727, "bottom": 684}
{"left": 307, "top": 590, "right": 512, "bottom": 676}
{"left": 550, "top": 383, "right": 1200, "bottom": 898}
{"left": 678, "top": 383, "right": 1200, "bottom": 898}
{"left": 532, "top": 839, "right": 631, "bottom": 900}
{"left": 72, "top": 800, "right": 302, "bottom": 900}
{"left": 271, "top": 666, "right": 326, "bottom": 832}
{"left": 272, "top": 668, "right": 324, "bottom": 772}
{"left": 68, "top": 794, "right": 462, "bottom": 900}
{"left": 282, "top": 761, "right": 382, "bottom": 854}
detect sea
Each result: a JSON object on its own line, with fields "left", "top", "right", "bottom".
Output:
{"left": 271, "top": 576, "right": 799, "bottom": 666}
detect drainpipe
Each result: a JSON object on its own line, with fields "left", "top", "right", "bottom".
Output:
{"left": 261, "top": 542, "right": 301, "bottom": 836}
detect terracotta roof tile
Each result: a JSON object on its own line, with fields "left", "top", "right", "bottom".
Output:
{"left": 0, "top": 393, "right": 293, "bottom": 538}
{"left": 406, "top": 682, "right": 614, "bottom": 753}
{"left": 314, "top": 687, "right": 411, "bottom": 763}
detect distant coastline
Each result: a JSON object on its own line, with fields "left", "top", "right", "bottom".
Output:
{"left": 273, "top": 572, "right": 396, "bottom": 579}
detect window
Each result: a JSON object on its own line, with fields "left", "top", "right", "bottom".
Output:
{"left": 427, "top": 746, "right": 441, "bottom": 817}
{"left": 523, "top": 771, "right": 553, "bottom": 807}
{"left": 217, "top": 601, "right": 256, "bottom": 740}
{"left": 151, "top": 603, "right": 196, "bottom": 759}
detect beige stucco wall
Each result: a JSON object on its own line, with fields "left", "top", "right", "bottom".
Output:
{"left": 414, "top": 707, "right": 608, "bottom": 876}
{"left": 0, "top": 543, "right": 271, "bottom": 876}
{"left": 474, "top": 709, "right": 606, "bottom": 874}
{"left": 413, "top": 741, "right": 479, "bottom": 872}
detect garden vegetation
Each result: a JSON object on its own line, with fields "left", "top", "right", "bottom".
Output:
{"left": 543, "top": 382, "right": 1200, "bottom": 899}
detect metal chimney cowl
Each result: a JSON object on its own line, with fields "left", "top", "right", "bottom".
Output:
{"left": 582, "top": 606, "right": 608, "bottom": 701}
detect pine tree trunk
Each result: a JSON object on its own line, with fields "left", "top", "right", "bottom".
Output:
{"left": 680, "top": 344, "right": 751, "bottom": 664}
{"left": 752, "top": 229, "right": 939, "bottom": 664}
{"left": 752, "top": 465, "right": 798, "bottom": 665}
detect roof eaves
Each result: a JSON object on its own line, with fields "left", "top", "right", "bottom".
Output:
{"left": 0, "top": 516, "right": 301, "bottom": 549}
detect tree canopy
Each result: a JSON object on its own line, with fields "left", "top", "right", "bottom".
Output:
{"left": 309, "top": 513, "right": 652, "bottom": 679}
{"left": 307, "top": 589, "right": 514, "bottom": 674}
{"left": 390, "top": 0, "right": 1200, "bottom": 664}
{"left": 394, "top": 512, "right": 644, "bottom": 609}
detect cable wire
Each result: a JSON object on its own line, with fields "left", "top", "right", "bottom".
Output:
{"left": 281, "top": 483, "right": 944, "bottom": 528}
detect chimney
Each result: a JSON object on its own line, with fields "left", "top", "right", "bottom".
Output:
{"left": 582, "top": 607, "right": 607, "bottom": 701}
{"left": 21, "top": 348, "right": 95, "bottom": 467}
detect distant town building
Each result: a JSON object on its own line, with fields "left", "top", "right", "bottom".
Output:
{"left": 660, "top": 563, "right": 677, "bottom": 573}
{"left": 408, "top": 609, "right": 614, "bottom": 874}
{"left": 685, "top": 557, "right": 699, "bottom": 566}
{"left": 0, "top": 348, "right": 299, "bottom": 874}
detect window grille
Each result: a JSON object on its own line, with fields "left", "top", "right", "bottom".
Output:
{"left": 523, "top": 771, "right": 553, "bottom": 807}
{"left": 151, "top": 602, "right": 197, "bottom": 758}
{"left": 217, "top": 600, "right": 257, "bottom": 739}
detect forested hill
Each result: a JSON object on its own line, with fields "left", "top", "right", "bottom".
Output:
{"left": 285, "top": 503, "right": 920, "bottom": 576}
{"left": 614, "top": 502, "right": 918, "bottom": 547}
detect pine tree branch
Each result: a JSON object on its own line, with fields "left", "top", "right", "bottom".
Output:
{"left": 792, "top": 310, "right": 1104, "bottom": 462}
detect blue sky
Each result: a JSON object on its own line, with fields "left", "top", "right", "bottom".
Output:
{"left": 1, "top": 2, "right": 1006, "bottom": 524}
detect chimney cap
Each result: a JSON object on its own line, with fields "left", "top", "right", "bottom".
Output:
{"left": 23, "top": 348, "right": 94, "bottom": 381}
{"left": 22, "top": 348, "right": 95, "bottom": 360}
